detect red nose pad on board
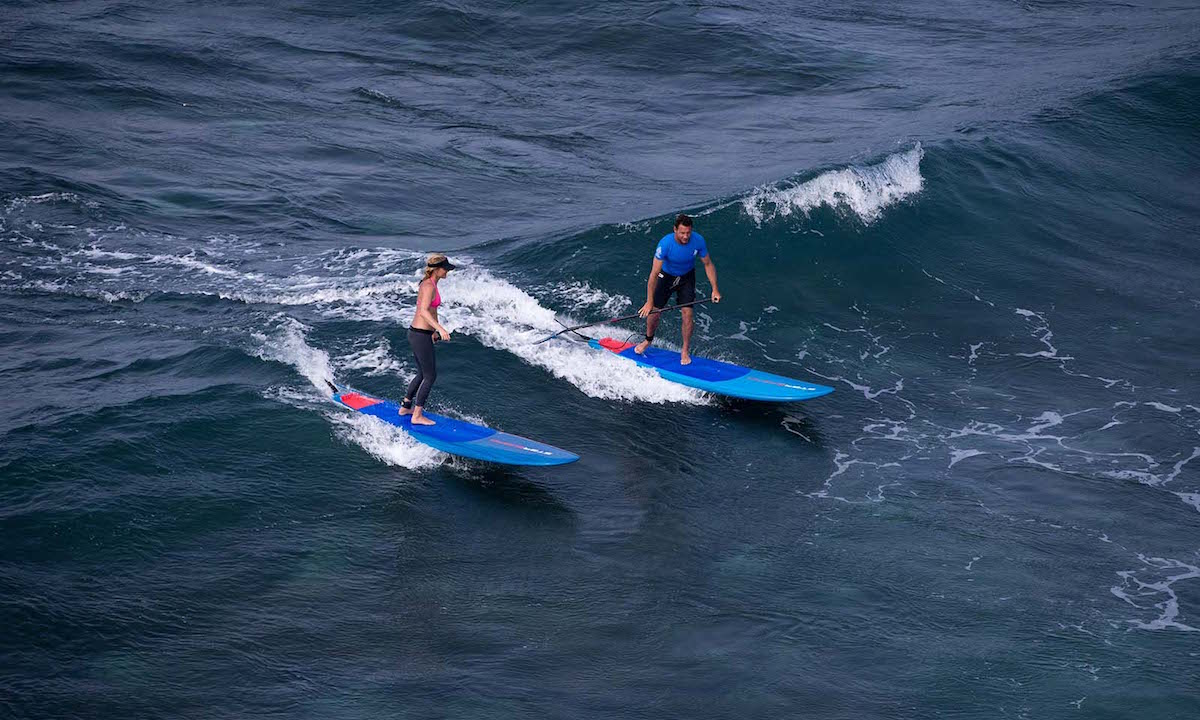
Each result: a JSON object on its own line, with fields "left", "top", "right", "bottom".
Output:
{"left": 339, "top": 392, "right": 383, "bottom": 410}
{"left": 598, "top": 338, "right": 635, "bottom": 353}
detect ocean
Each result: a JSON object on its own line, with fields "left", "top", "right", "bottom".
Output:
{"left": 2, "top": 1, "right": 1199, "bottom": 717}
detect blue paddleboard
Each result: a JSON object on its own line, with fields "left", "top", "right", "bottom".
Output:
{"left": 589, "top": 338, "right": 834, "bottom": 402}
{"left": 329, "top": 384, "right": 578, "bottom": 466}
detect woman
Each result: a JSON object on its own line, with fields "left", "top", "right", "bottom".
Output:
{"left": 400, "top": 253, "right": 454, "bottom": 425}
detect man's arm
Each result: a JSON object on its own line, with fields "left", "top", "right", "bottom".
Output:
{"left": 701, "top": 255, "right": 722, "bottom": 303}
{"left": 638, "top": 258, "right": 665, "bottom": 317}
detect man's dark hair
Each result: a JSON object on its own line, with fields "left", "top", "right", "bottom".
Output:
{"left": 674, "top": 213, "right": 693, "bottom": 228}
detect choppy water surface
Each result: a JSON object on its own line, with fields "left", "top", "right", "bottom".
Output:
{"left": 3, "top": 1, "right": 1199, "bottom": 717}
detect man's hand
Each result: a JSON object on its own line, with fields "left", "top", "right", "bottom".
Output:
{"left": 711, "top": 289, "right": 722, "bottom": 303}
{"left": 638, "top": 301, "right": 655, "bottom": 318}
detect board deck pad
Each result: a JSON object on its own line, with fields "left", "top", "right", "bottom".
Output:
{"left": 331, "top": 388, "right": 578, "bottom": 466}
{"left": 590, "top": 338, "right": 834, "bottom": 402}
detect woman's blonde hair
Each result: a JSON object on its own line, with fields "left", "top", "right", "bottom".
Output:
{"left": 423, "top": 253, "right": 448, "bottom": 280}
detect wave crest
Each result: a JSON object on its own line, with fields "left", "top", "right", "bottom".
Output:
{"left": 742, "top": 145, "right": 923, "bottom": 225}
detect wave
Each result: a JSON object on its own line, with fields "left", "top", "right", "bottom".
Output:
{"left": 2, "top": 192, "right": 99, "bottom": 214}
{"left": 741, "top": 145, "right": 924, "bottom": 225}
{"left": 1, "top": 217, "right": 708, "bottom": 403}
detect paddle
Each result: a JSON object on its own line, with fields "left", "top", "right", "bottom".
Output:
{"left": 553, "top": 317, "right": 593, "bottom": 342}
{"left": 534, "top": 299, "right": 708, "bottom": 344}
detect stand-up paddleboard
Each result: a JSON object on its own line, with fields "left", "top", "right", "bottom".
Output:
{"left": 589, "top": 338, "right": 834, "bottom": 402}
{"left": 327, "top": 382, "right": 578, "bottom": 466}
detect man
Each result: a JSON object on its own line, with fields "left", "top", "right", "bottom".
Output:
{"left": 635, "top": 213, "right": 722, "bottom": 365}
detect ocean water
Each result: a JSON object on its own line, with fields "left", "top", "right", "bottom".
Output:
{"left": 3, "top": 1, "right": 1199, "bottom": 717}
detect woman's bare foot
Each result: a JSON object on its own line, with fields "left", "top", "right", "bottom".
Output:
{"left": 398, "top": 403, "right": 412, "bottom": 416}
{"left": 634, "top": 339, "right": 651, "bottom": 355}
{"left": 410, "top": 408, "right": 436, "bottom": 425}
{"left": 680, "top": 351, "right": 692, "bottom": 365}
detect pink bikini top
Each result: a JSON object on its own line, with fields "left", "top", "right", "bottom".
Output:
{"left": 429, "top": 282, "right": 442, "bottom": 310}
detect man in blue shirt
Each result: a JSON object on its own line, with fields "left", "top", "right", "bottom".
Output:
{"left": 635, "top": 213, "right": 722, "bottom": 364}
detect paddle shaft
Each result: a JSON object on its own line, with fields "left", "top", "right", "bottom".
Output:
{"left": 536, "top": 299, "right": 707, "bottom": 344}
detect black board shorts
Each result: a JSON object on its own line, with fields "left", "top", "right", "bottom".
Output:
{"left": 653, "top": 268, "right": 696, "bottom": 309}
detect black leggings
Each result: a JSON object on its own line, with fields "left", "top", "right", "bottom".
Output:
{"left": 403, "top": 327, "right": 437, "bottom": 408}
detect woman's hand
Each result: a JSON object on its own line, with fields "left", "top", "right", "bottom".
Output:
{"left": 438, "top": 327, "right": 451, "bottom": 342}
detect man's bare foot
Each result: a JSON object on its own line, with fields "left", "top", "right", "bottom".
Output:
{"left": 410, "top": 411, "right": 436, "bottom": 426}
{"left": 634, "top": 339, "right": 651, "bottom": 355}
{"left": 680, "top": 351, "right": 692, "bottom": 365}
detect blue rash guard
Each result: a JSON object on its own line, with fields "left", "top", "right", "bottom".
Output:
{"left": 654, "top": 232, "right": 708, "bottom": 276}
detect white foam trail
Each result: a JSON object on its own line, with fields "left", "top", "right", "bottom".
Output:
{"left": 16, "top": 278, "right": 150, "bottom": 303}
{"left": 3, "top": 192, "right": 98, "bottom": 213}
{"left": 539, "top": 279, "right": 632, "bottom": 316}
{"left": 150, "top": 251, "right": 253, "bottom": 278}
{"left": 949, "top": 449, "right": 986, "bottom": 468}
{"left": 1014, "top": 308, "right": 1074, "bottom": 360}
{"left": 252, "top": 318, "right": 445, "bottom": 470}
{"left": 1175, "top": 493, "right": 1200, "bottom": 514}
{"left": 17, "top": 231, "right": 700, "bottom": 404}
{"left": 742, "top": 145, "right": 923, "bottom": 225}
{"left": 440, "top": 267, "right": 707, "bottom": 404}
{"left": 220, "top": 276, "right": 415, "bottom": 309}
{"left": 264, "top": 385, "right": 443, "bottom": 470}
{"left": 949, "top": 410, "right": 1069, "bottom": 444}
{"left": 1101, "top": 447, "right": 1200, "bottom": 487}
{"left": 338, "top": 340, "right": 407, "bottom": 377}
{"left": 74, "top": 246, "right": 140, "bottom": 261}
{"left": 808, "top": 450, "right": 902, "bottom": 504}
{"left": 79, "top": 264, "right": 133, "bottom": 276}
{"left": 1111, "top": 554, "right": 1200, "bottom": 632}
{"left": 250, "top": 316, "right": 335, "bottom": 393}
{"left": 327, "top": 411, "right": 444, "bottom": 470}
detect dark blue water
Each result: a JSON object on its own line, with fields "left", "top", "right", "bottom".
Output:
{"left": 3, "top": 1, "right": 1199, "bottom": 717}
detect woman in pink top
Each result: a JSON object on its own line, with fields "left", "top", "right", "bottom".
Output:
{"left": 400, "top": 253, "right": 454, "bottom": 425}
